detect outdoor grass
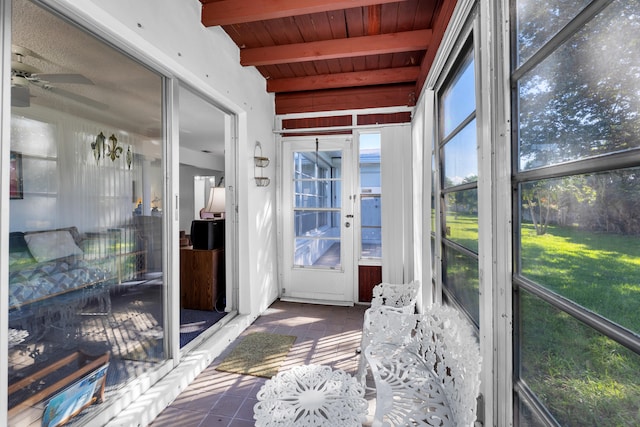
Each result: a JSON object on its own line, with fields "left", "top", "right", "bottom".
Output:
{"left": 444, "top": 212, "right": 478, "bottom": 253}
{"left": 519, "top": 223, "right": 640, "bottom": 426}
{"left": 520, "top": 223, "right": 640, "bottom": 333}
{"left": 444, "top": 215, "right": 640, "bottom": 425}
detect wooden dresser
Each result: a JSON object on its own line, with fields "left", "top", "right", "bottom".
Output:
{"left": 180, "top": 248, "right": 225, "bottom": 311}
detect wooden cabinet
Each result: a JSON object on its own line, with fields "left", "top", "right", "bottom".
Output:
{"left": 180, "top": 248, "right": 225, "bottom": 311}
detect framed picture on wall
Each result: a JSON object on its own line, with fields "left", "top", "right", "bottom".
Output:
{"left": 10, "top": 151, "right": 23, "bottom": 199}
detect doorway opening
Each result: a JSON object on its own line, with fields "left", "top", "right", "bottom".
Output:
{"left": 177, "top": 84, "right": 233, "bottom": 348}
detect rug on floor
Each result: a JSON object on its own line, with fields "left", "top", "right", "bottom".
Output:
{"left": 180, "top": 309, "right": 227, "bottom": 347}
{"left": 215, "top": 332, "right": 297, "bottom": 378}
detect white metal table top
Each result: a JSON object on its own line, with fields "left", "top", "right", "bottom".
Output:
{"left": 254, "top": 364, "right": 368, "bottom": 427}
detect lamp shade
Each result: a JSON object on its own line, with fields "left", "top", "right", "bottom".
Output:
{"left": 205, "top": 187, "right": 226, "bottom": 215}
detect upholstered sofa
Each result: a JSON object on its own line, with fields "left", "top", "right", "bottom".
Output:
{"left": 9, "top": 227, "right": 112, "bottom": 310}
{"left": 8, "top": 224, "right": 151, "bottom": 344}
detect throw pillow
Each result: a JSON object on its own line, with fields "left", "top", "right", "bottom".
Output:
{"left": 25, "top": 230, "right": 84, "bottom": 263}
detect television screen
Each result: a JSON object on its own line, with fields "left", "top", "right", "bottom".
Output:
{"left": 190, "top": 219, "right": 224, "bottom": 250}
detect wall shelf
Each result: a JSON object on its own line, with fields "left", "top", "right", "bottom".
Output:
{"left": 254, "top": 141, "right": 270, "bottom": 187}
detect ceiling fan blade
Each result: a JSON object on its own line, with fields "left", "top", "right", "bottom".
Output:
{"left": 12, "top": 45, "right": 46, "bottom": 61}
{"left": 33, "top": 73, "right": 94, "bottom": 85}
{"left": 45, "top": 86, "right": 108, "bottom": 110}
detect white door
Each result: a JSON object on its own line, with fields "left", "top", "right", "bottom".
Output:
{"left": 281, "top": 136, "right": 355, "bottom": 304}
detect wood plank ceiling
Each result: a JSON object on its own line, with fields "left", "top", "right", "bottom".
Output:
{"left": 200, "top": 0, "right": 456, "bottom": 116}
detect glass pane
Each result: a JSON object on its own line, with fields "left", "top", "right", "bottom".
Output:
{"left": 360, "top": 133, "right": 381, "bottom": 187}
{"left": 9, "top": 0, "right": 165, "bottom": 421}
{"left": 444, "top": 188, "right": 478, "bottom": 253}
{"left": 441, "top": 53, "right": 475, "bottom": 138}
{"left": 518, "top": 1, "right": 640, "bottom": 170}
{"left": 294, "top": 150, "right": 342, "bottom": 209}
{"left": 519, "top": 291, "right": 640, "bottom": 426}
{"left": 292, "top": 147, "right": 342, "bottom": 269}
{"left": 519, "top": 169, "right": 640, "bottom": 335}
{"left": 443, "top": 120, "right": 477, "bottom": 188}
{"left": 360, "top": 133, "right": 381, "bottom": 259}
{"left": 431, "top": 236, "right": 436, "bottom": 276}
{"left": 431, "top": 154, "right": 436, "bottom": 233}
{"left": 443, "top": 245, "right": 479, "bottom": 325}
{"left": 294, "top": 234, "right": 341, "bottom": 268}
{"left": 361, "top": 196, "right": 381, "bottom": 258}
{"left": 295, "top": 211, "right": 340, "bottom": 238}
{"left": 516, "top": 0, "right": 591, "bottom": 67}
{"left": 517, "top": 396, "right": 547, "bottom": 427}
{"left": 294, "top": 180, "right": 332, "bottom": 208}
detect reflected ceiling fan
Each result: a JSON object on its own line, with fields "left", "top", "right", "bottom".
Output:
{"left": 11, "top": 45, "right": 107, "bottom": 110}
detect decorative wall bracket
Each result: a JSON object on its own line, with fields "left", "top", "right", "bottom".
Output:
{"left": 91, "top": 132, "right": 106, "bottom": 162}
{"left": 91, "top": 131, "right": 133, "bottom": 168}
{"left": 254, "top": 141, "right": 270, "bottom": 187}
{"left": 106, "top": 134, "right": 123, "bottom": 161}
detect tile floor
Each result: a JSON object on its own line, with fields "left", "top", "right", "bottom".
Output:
{"left": 150, "top": 300, "right": 374, "bottom": 427}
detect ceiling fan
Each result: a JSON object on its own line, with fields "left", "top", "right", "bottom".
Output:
{"left": 11, "top": 45, "right": 107, "bottom": 110}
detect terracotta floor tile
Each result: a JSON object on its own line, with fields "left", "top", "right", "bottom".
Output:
{"left": 149, "top": 407, "right": 207, "bottom": 427}
{"left": 153, "top": 300, "right": 368, "bottom": 426}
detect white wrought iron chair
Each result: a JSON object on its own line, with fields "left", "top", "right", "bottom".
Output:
{"left": 365, "top": 343, "right": 454, "bottom": 426}
{"left": 357, "top": 281, "right": 421, "bottom": 382}
{"left": 356, "top": 305, "right": 419, "bottom": 383}
{"left": 365, "top": 304, "right": 482, "bottom": 426}
{"left": 370, "top": 280, "right": 420, "bottom": 312}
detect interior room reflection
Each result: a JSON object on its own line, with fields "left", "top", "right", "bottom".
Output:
{"left": 7, "top": 1, "right": 228, "bottom": 425}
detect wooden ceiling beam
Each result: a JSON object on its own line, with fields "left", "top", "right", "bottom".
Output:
{"left": 241, "top": 29, "right": 432, "bottom": 66}
{"left": 202, "top": 0, "right": 408, "bottom": 27}
{"left": 275, "top": 84, "right": 416, "bottom": 114}
{"left": 267, "top": 66, "right": 421, "bottom": 92}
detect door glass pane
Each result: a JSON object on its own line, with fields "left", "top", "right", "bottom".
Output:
{"left": 293, "top": 150, "right": 342, "bottom": 268}
{"left": 9, "top": 0, "right": 165, "bottom": 422}
{"left": 360, "top": 133, "right": 381, "bottom": 259}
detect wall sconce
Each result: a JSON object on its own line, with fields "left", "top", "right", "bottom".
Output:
{"left": 254, "top": 141, "right": 270, "bottom": 187}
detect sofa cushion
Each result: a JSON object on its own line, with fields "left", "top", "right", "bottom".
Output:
{"left": 24, "top": 230, "right": 84, "bottom": 263}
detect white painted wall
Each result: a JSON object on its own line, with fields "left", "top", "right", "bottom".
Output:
{"left": 381, "top": 124, "right": 413, "bottom": 284}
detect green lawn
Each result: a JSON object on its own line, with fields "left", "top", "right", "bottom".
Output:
{"left": 442, "top": 215, "right": 640, "bottom": 425}
{"left": 519, "top": 223, "right": 640, "bottom": 426}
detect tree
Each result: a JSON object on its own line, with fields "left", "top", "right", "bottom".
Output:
{"left": 522, "top": 180, "right": 557, "bottom": 235}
